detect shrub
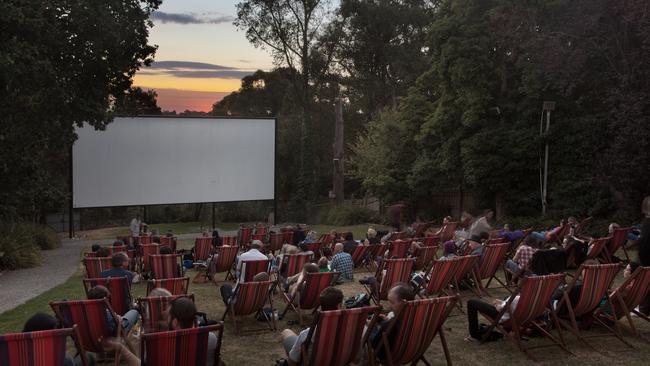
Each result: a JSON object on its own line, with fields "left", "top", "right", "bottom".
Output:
{"left": 31, "top": 224, "right": 61, "bottom": 250}
{"left": 0, "top": 224, "right": 43, "bottom": 270}
{"left": 322, "top": 204, "right": 379, "bottom": 226}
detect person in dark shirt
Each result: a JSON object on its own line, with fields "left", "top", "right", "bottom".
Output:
{"left": 369, "top": 283, "right": 414, "bottom": 360}
{"left": 638, "top": 196, "right": 650, "bottom": 314}
{"left": 342, "top": 232, "right": 358, "bottom": 254}
{"left": 292, "top": 225, "right": 306, "bottom": 245}
{"left": 100, "top": 252, "right": 135, "bottom": 283}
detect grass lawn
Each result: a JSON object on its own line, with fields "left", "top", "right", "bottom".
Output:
{"left": 3, "top": 227, "right": 650, "bottom": 365}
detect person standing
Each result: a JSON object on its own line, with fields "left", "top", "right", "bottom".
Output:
{"left": 130, "top": 214, "right": 141, "bottom": 246}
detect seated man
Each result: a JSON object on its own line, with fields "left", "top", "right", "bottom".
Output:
{"left": 100, "top": 252, "right": 135, "bottom": 284}
{"left": 235, "top": 240, "right": 269, "bottom": 281}
{"left": 330, "top": 243, "right": 354, "bottom": 282}
{"left": 466, "top": 294, "right": 519, "bottom": 341}
{"left": 281, "top": 287, "right": 344, "bottom": 365}
{"left": 505, "top": 235, "right": 539, "bottom": 274}
{"left": 368, "top": 283, "right": 414, "bottom": 359}
{"left": 342, "top": 232, "right": 358, "bottom": 254}
{"left": 286, "top": 263, "right": 320, "bottom": 302}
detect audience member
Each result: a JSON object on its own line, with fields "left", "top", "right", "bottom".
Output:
{"left": 330, "top": 243, "right": 354, "bottom": 282}
{"left": 439, "top": 240, "right": 457, "bottom": 260}
{"left": 91, "top": 244, "right": 101, "bottom": 253}
{"left": 368, "top": 283, "right": 415, "bottom": 359}
{"left": 95, "top": 247, "right": 111, "bottom": 258}
{"left": 220, "top": 272, "right": 270, "bottom": 307}
{"left": 466, "top": 294, "right": 519, "bottom": 341}
{"left": 100, "top": 252, "right": 135, "bottom": 284}
{"left": 342, "top": 232, "right": 358, "bottom": 254}
{"left": 159, "top": 245, "right": 173, "bottom": 255}
{"left": 317, "top": 256, "right": 331, "bottom": 272}
{"left": 365, "top": 227, "right": 380, "bottom": 245}
{"left": 235, "top": 240, "right": 269, "bottom": 281}
{"left": 468, "top": 209, "right": 494, "bottom": 238}
{"left": 505, "top": 235, "right": 539, "bottom": 274}
{"left": 22, "top": 313, "right": 92, "bottom": 366}
{"left": 87, "top": 285, "right": 139, "bottom": 335}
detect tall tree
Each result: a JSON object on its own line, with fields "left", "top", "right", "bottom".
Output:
{"left": 114, "top": 87, "right": 162, "bottom": 116}
{"left": 0, "top": 0, "right": 160, "bottom": 221}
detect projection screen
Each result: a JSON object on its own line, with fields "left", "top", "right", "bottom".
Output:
{"left": 72, "top": 117, "right": 275, "bottom": 208}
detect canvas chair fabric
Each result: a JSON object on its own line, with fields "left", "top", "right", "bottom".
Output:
{"left": 281, "top": 271, "right": 340, "bottom": 326}
{"left": 82, "top": 276, "right": 132, "bottom": 316}
{"left": 0, "top": 326, "right": 87, "bottom": 366}
{"left": 137, "top": 294, "right": 195, "bottom": 334}
{"left": 83, "top": 257, "right": 113, "bottom": 278}
{"left": 150, "top": 254, "right": 183, "bottom": 279}
{"left": 146, "top": 277, "right": 190, "bottom": 296}
{"left": 50, "top": 299, "right": 119, "bottom": 354}
{"left": 140, "top": 323, "right": 223, "bottom": 366}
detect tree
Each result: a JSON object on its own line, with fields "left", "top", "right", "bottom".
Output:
{"left": 0, "top": 0, "right": 161, "bottom": 221}
{"left": 114, "top": 87, "right": 162, "bottom": 116}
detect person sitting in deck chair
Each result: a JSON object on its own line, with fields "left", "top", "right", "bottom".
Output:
{"left": 466, "top": 293, "right": 519, "bottom": 341}
{"left": 280, "top": 287, "right": 344, "bottom": 366}
{"left": 100, "top": 252, "right": 135, "bottom": 284}
{"left": 367, "top": 283, "right": 415, "bottom": 359}
{"left": 505, "top": 235, "right": 539, "bottom": 275}
{"left": 87, "top": 285, "right": 140, "bottom": 336}
{"left": 330, "top": 243, "right": 354, "bottom": 283}
{"left": 22, "top": 313, "right": 92, "bottom": 366}
{"left": 234, "top": 240, "right": 269, "bottom": 281}
{"left": 220, "top": 272, "right": 270, "bottom": 307}
{"left": 285, "top": 263, "right": 320, "bottom": 302}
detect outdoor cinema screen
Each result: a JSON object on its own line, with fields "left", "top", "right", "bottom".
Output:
{"left": 72, "top": 116, "right": 275, "bottom": 208}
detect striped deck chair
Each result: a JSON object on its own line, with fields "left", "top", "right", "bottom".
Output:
{"left": 473, "top": 242, "right": 510, "bottom": 296}
{"left": 480, "top": 274, "right": 571, "bottom": 360}
{"left": 193, "top": 237, "right": 213, "bottom": 262}
{"left": 450, "top": 255, "right": 481, "bottom": 310}
{"left": 365, "top": 258, "right": 415, "bottom": 305}
{"left": 150, "top": 254, "right": 183, "bottom": 279}
{"left": 302, "top": 241, "right": 324, "bottom": 258}
{"left": 440, "top": 222, "right": 459, "bottom": 242}
{"left": 366, "top": 243, "right": 387, "bottom": 270}
{"left": 139, "top": 243, "right": 160, "bottom": 273}
{"left": 82, "top": 276, "right": 132, "bottom": 316}
{"left": 137, "top": 294, "right": 195, "bottom": 334}
{"left": 82, "top": 257, "right": 113, "bottom": 278}
{"left": 351, "top": 245, "right": 372, "bottom": 268}
{"left": 585, "top": 236, "right": 611, "bottom": 262}
{"left": 0, "top": 326, "right": 87, "bottom": 366}
{"left": 281, "top": 271, "right": 340, "bottom": 325}
{"left": 141, "top": 323, "right": 223, "bottom": 366}
{"left": 418, "top": 258, "right": 462, "bottom": 298}
{"left": 50, "top": 299, "right": 122, "bottom": 365}
{"left": 147, "top": 277, "right": 190, "bottom": 295}
{"left": 597, "top": 266, "right": 650, "bottom": 340}
{"left": 238, "top": 226, "right": 253, "bottom": 248}
{"left": 255, "top": 225, "right": 268, "bottom": 236}
{"left": 159, "top": 236, "right": 177, "bottom": 251}
{"left": 221, "top": 280, "right": 275, "bottom": 335}
{"left": 413, "top": 245, "right": 438, "bottom": 272}
{"left": 139, "top": 235, "right": 152, "bottom": 245}
{"left": 387, "top": 239, "right": 411, "bottom": 258}
{"left": 556, "top": 263, "right": 630, "bottom": 348}
{"left": 268, "top": 232, "right": 284, "bottom": 254}
{"left": 221, "top": 235, "right": 238, "bottom": 246}
{"left": 209, "top": 245, "right": 239, "bottom": 282}
{"left": 392, "top": 231, "right": 407, "bottom": 240}
{"left": 282, "top": 230, "right": 294, "bottom": 245}
{"left": 414, "top": 221, "right": 435, "bottom": 238}
{"left": 239, "top": 259, "right": 271, "bottom": 282}
{"left": 279, "top": 253, "right": 312, "bottom": 280}
{"left": 373, "top": 296, "right": 458, "bottom": 366}
{"left": 574, "top": 216, "right": 593, "bottom": 237}
{"left": 106, "top": 245, "right": 127, "bottom": 255}
{"left": 607, "top": 227, "right": 631, "bottom": 262}
{"left": 252, "top": 233, "right": 266, "bottom": 243}
{"left": 459, "top": 216, "right": 472, "bottom": 230}
{"left": 421, "top": 235, "right": 442, "bottom": 247}
{"left": 300, "top": 306, "right": 381, "bottom": 366}
{"left": 319, "top": 233, "right": 333, "bottom": 246}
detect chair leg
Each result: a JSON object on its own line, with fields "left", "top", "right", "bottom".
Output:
{"left": 438, "top": 327, "right": 453, "bottom": 366}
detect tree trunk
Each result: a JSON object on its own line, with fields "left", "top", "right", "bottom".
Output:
{"left": 333, "top": 97, "right": 345, "bottom": 203}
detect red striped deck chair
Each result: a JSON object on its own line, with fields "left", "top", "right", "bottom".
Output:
{"left": 302, "top": 241, "right": 324, "bottom": 258}
{"left": 252, "top": 233, "right": 266, "bottom": 243}
{"left": 279, "top": 253, "right": 312, "bottom": 280}
{"left": 299, "top": 306, "right": 381, "bottom": 366}
{"left": 255, "top": 225, "right": 268, "bottom": 236}
{"left": 139, "top": 235, "right": 152, "bottom": 245}
{"left": 413, "top": 245, "right": 438, "bottom": 272}
{"left": 372, "top": 296, "right": 458, "bottom": 366}
{"left": 150, "top": 254, "right": 183, "bottom": 279}
{"left": 221, "top": 280, "right": 275, "bottom": 335}
{"left": 473, "top": 242, "right": 510, "bottom": 296}
{"left": 106, "top": 245, "right": 127, "bottom": 255}
{"left": 575, "top": 216, "right": 593, "bottom": 237}
{"left": 193, "top": 237, "right": 213, "bottom": 262}
{"left": 556, "top": 263, "right": 630, "bottom": 348}
{"left": 238, "top": 226, "right": 253, "bottom": 248}
{"left": 597, "top": 266, "right": 650, "bottom": 341}
{"left": 608, "top": 227, "right": 631, "bottom": 262}
{"left": 585, "top": 236, "right": 611, "bottom": 262}
{"left": 139, "top": 243, "right": 160, "bottom": 273}
{"left": 137, "top": 294, "right": 195, "bottom": 334}
{"left": 319, "top": 233, "right": 333, "bottom": 246}
{"left": 439, "top": 222, "right": 459, "bottom": 242}
{"left": 50, "top": 299, "right": 123, "bottom": 364}
{"left": 366, "top": 243, "right": 387, "bottom": 270}
{"left": 240, "top": 259, "right": 271, "bottom": 282}
{"left": 209, "top": 245, "right": 239, "bottom": 282}
{"left": 351, "top": 245, "right": 372, "bottom": 268}
{"left": 480, "top": 274, "right": 571, "bottom": 360}
{"left": 0, "top": 326, "right": 87, "bottom": 366}
{"left": 387, "top": 239, "right": 410, "bottom": 258}
{"left": 418, "top": 258, "right": 462, "bottom": 297}
{"left": 281, "top": 271, "right": 340, "bottom": 325}
{"left": 141, "top": 323, "right": 223, "bottom": 366}
{"left": 392, "top": 231, "right": 407, "bottom": 240}
{"left": 365, "top": 258, "right": 415, "bottom": 305}
{"left": 268, "top": 232, "right": 285, "bottom": 254}
{"left": 282, "top": 230, "right": 294, "bottom": 245}
{"left": 487, "top": 237, "right": 508, "bottom": 245}
{"left": 147, "top": 277, "right": 190, "bottom": 295}
{"left": 421, "top": 235, "right": 441, "bottom": 247}
{"left": 450, "top": 255, "right": 481, "bottom": 310}
{"left": 220, "top": 235, "right": 237, "bottom": 246}
{"left": 159, "top": 236, "right": 177, "bottom": 251}
{"left": 82, "top": 276, "right": 132, "bottom": 316}
{"left": 82, "top": 257, "right": 113, "bottom": 278}
{"left": 459, "top": 216, "right": 472, "bottom": 230}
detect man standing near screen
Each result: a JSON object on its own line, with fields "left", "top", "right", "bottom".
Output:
{"left": 130, "top": 214, "right": 141, "bottom": 245}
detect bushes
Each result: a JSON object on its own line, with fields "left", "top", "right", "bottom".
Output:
{"left": 322, "top": 204, "right": 380, "bottom": 226}
{"left": 0, "top": 224, "right": 44, "bottom": 270}
{"left": 31, "top": 224, "right": 61, "bottom": 250}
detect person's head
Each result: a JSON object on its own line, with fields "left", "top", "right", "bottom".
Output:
{"left": 479, "top": 231, "right": 489, "bottom": 242}
{"left": 330, "top": 229, "right": 338, "bottom": 237}
{"left": 251, "top": 240, "right": 264, "bottom": 250}
{"left": 367, "top": 228, "right": 377, "bottom": 239}
{"left": 443, "top": 240, "right": 456, "bottom": 255}
{"left": 111, "top": 252, "right": 129, "bottom": 269}
{"left": 503, "top": 224, "right": 511, "bottom": 231}
{"left": 443, "top": 216, "right": 452, "bottom": 224}
{"left": 91, "top": 244, "right": 101, "bottom": 252}
{"left": 607, "top": 222, "right": 620, "bottom": 234}
{"left": 624, "top": 261, "right": 640, "bottom": 279}
{"left": 87, "top": 285, "right": 111, "bottom": 300}
{"left": 149, "top": 287, "right": 173, "bottom": 297}
{"left": 319, "top": 287, "right": 343, "bottom": 311}
{"left": 567, "top": 216, "right": 577, "bottom": 225}
{"left": 168, "top": 297, "right": 197, "bottom": 329}
{"left": 113, "top": 240, "right": 124, "bottom": 247}
{"left": 253, "top": 272, "right": 270, "bottom": 281}
{"left": 484, "top": 209, "right": 494, "bottom": 220}
{"left": 159, "top": 245, "right": 173, "bottom": 255}
{"left": 303, "top": 263, "right": 319, "bottom": 274}
{"left": 285, "top": 245, "right": 299, "bottom": 255}
{"left": 23, "top": 313, "right": 59, "bottom": 332}
{"left": 344, "top": 232, "right": 353, "bottom": 241}
{"left": 525, "top": 235, "right": 538, "bottom": 248}
{"left": 387, "top": 283, "right": 414, "bottom": 311}
{"left": 96, "top": 247, "right": 111, "bottom": 258}
{"left": 318, "top": 256, "right": 328, "bottom": 269}
{"left": 333, "top": 243, "right": 344, "bottom": 254}
{"left": 643, "top": 196, "right": 650, "bottom": 217}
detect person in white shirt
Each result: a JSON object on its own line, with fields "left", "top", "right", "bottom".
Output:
{"left": 235, "top": 240, "right": 269, "bottom": 281}
{"left": 129, "top": 215, "right": 141, "bottom": 245}
{"left": 468, "top": 209, "right": 494, "bottom": 238}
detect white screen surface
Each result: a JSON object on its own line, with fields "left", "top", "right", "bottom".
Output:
{"left": 73, "top": 117, "right": 275, "bottom": 208}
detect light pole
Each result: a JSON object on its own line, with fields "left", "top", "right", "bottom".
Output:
{"left": 540, "top": 101, "right": 555, "bottom": 216}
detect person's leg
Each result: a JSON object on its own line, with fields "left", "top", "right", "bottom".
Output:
{"left": 220, "top": 284, "right": 233, "bottom": 307}
{"left": 281, "top": 329, "right": 298, "bottom": 355}
{"left": 467, "top": 299, "right": 498, "bottom": 340}
{"left": 505, "top": 259, "right": 520, "bottom": 274}
{"left": 121, "top": 309, "right": 140, "bottom": 334}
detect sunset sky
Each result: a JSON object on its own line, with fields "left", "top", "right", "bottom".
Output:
{"left": 133, "top": 0, "right": 275, "bottom": 112}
